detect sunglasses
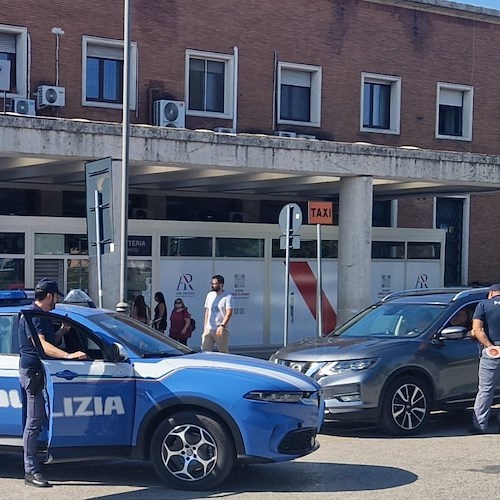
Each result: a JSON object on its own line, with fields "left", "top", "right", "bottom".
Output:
{"left": 174, "top": 301, "right": 183, "bottom": 304}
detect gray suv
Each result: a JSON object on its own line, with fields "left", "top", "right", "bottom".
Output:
{"left": 270, "top": 287, "right": 500, "bottom": 435}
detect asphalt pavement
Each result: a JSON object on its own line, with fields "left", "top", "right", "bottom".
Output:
{"left": 1, "top": 409, "right": 498, "bottom": 499}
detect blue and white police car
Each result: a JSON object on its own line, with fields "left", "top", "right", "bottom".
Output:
{"left": 0, "top": 291, "right": 324, "bottom": 490}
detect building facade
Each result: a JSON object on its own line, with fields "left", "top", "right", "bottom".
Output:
{"left": 1, "top": 0, "right": 499, "bottom": 311}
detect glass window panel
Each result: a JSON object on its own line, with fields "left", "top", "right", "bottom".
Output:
{"left": 281, "top": 84, "right": 310, "bottom": 122}
{"left": 189, "top": 59, "right": 205, "bottom": 111}
{"left": 364, "top": 82, "right": 390, "bottom": 129}
{"left": 0, "top": 233, "right": 24, "bottom": 254}
{"left": 372, "top": 241, "right": 405, "bottom": 259}
{"left": 439, "top": 105, "right": 462, "bottom": 136}
{"left": 103, "top": 59, "right": 122, "bottom": 101}
{"left": 407, "top": 242, "right": 441, "bottom": 259}
{"left": 0, "top": 52, "right": 16, "bottom": 92}
{"left": 86, "top": 57, "right": 100, "bottom": 99}
{"left": 206, "top": 60, "right": 224, "bottom": 112}
{"left": 127, "top": 260, "right": 152, "bottom": 306}
{"left": 272, "top": 239, "right": 319, "bottom": 258}
{"left": 0, "top": 189, "right": 35, "bottom": 215}
{"left": 64, "top": 235, "right": 88, "bottom": 255}
{"left": 0, "top": 258, "right": 24, "bottom": 289}
{"left": 215, "top": 238, "right": 264, "bottom": 258}
{"left": 67, "top": 259, "right": 89, "bottom": 292}
{"left": 160, "top": 236, "right": 212, "bottom": 257}
{"left": 35, "top": 234, "right": 64, "bottom": 255}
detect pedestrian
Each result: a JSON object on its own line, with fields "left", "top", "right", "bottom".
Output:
{"left": 169, "top": 298, "right": 192, "bottom": 346}
{"left": 131, "top": 294, "right": 150, "bottom": 324}
{"left": 152, "top": 291, "right": 167, "bottom": 333}
{"left": 469, "top": 283, "right": 500, "bottom": 434}
{"left": 18, "top": 278, "right": 87, "bottom": 488}
{"left": 201, "top": 274, "right": 233, "bottom": 353}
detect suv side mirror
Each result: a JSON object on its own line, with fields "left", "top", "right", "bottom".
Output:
{"left": 440, "top": 326, "right": 468, "bottom": 340}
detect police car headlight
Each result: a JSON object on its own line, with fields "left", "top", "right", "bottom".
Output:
{"left": 244, "top": 391, "right": 313, "bottom": 403}
{"left": 318, "top": 358, "right": 378, "bottom": 376}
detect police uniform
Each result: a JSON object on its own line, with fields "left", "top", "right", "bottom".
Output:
{"left": 471, "top": 285, "right": 500, "bottom": 432}
{"left": 18, "top": 303, "right": 57, "bottom": 483}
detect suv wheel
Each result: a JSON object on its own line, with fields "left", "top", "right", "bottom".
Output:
{"left": 380, "top": 376, "right": 430, "bottom": 436}
{"left": 150, "top": 411, "right": 236, "bottom": 490}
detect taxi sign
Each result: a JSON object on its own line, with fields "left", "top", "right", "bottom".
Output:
{"left": 308, "top": 201, "right": 333, "bottom": 225}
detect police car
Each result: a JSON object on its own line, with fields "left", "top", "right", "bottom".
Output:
{"left": 0, "top": 291, "right": 324, "bottom": 490}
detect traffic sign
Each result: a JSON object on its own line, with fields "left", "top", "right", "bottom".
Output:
{"left": 278, "top": 203, "right": 303, "bottom": 234}
{"left": 308, "top": 201, "right": 333, "bottom": 225}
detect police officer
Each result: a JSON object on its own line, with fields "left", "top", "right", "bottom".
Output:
{"left": 470, "top": 283, "right": 500, "bottom": 434}
{"left": 18, "top": 278, "right": 87, "bottom": 488}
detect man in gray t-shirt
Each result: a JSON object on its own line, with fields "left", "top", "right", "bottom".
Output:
{"left": 201, "top": 274, "right": 234, "bottom": 353}
{"left": 470, "top": 283, "right": 500, "bottom": 434}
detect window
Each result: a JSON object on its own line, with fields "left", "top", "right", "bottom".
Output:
{"left": 361, "top": 73, "right": 401, "bottom": 134}
{"left": 436, "top": 83, "right": 473, "bottom": 141}
{"left": 186, "top": 49, "right": 234, "bottom": 118}
{"left": 161, "top": 237, "right": 212, "bottom": 257}
{"left": 278, "top": 62, "right": 321, "bottom": 127}
{"left": 215, "top": 238, "right": 264, "bottom": 258}
{"left": 82, "top": 36, "right": 137, "bottom": 109}
{"left": 372, "top": 241, "right": 405, "bottom": 259}
{"left": 0, "top": 25, "right": 27, "bottom": 97}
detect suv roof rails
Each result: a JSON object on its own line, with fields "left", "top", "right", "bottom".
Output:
{"left": 381, "top": 287, "right": 470, "bottom": 302}
{"left": 452, "top": 287, "right": 489, "bottom": 301}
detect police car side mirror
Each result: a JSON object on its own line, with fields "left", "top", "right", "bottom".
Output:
{"left": 111, "top": 342, "right": 129, "bottom": 362}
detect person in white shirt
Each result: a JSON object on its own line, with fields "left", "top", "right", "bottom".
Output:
{"left": 201, "top": 275, "right": 233, "bottom": 353}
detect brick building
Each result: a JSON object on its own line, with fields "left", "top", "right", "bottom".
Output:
{"left": 0, "top": 0, "right": 499, "bottom": 301}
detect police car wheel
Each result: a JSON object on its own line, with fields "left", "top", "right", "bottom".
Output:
{"left": 150, "top": 410, "right": 236, "bottom": 490}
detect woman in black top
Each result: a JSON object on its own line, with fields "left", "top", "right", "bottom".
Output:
{"left": 153, "top": 291, "right": 167, "bottom": 333}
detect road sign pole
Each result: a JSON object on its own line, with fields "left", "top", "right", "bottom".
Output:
{"left": 94, "top": 190, "right": 104, "bottom": 308}
{"left": 316, "top": 223, "right": 323, "bottom": 337}
{"left": 283, "top": 204, "right": 293, "bottom": 347}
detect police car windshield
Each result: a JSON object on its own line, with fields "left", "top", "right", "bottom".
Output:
{"left": 90, "top": 312, "right": 193, "bottom": 357}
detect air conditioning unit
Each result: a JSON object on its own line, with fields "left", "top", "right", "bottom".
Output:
{"left": 37, "top": 85, "right": 65, "bottom": 108}
{"left": 12, "top": 98, "right": 36, "bottom": 116}
{"left": 297, "top": 134, "right": 317, "bottom": 140}
{"left": 154, "top": 100, "right": 185, "bottom": 128}
{"left": 274, "top": 131, "right": 297, "bottom": 138}
{"left": 214, "top": 127, "right": 236, "bottom": 134}
{"left": 132, "top": 208, "right": 153, "bottom": 219}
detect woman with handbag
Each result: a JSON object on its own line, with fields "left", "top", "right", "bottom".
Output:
{"left": 169, "top": 298, "right": 192, "bottom": 345}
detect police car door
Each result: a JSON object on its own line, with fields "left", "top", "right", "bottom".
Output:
{"left": 22, "top": 311, "right": 136, "bottom": 460}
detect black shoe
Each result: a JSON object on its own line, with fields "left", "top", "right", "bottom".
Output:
{"left": 24, "top": 472, "right": 51, "bottom": 488}
{"left": 468, "top": 426, "right": 487, "bottom": 435}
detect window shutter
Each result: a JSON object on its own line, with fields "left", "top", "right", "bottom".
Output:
{"left": 0, "top": 33, "right": 16, "bottom": 53}
{"left": 282, "top": 69, "right": 311, "bottom": 88}
{"left": 87, "top": 44, "right": 123, "bottom": 60}
{"left": 440, "top": 89, "right": 463, "bottom": 107}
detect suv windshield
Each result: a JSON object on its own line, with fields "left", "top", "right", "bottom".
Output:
{"left": 90, "top": 312, "right": 193, "bottom": 357}
{"left": 332, "top": 302, "right": 447, "bottom": 338}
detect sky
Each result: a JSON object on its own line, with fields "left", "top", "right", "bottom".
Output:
{"left": 450, "top": 0, "right": 499, "bottom": 9}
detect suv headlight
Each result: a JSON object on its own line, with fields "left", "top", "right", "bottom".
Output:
{"left": 244, "top": 391, "right": 314, "bottom": 403}
{"left": 318, "top": 358, "right": 378, "bottom": 376}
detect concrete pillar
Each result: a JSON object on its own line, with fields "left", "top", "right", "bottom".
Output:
{"left": 337, "top": 176, "right": 373, "bottom": 325}
{"left": 88, "top": 160, "right": 124, "bottom": 310}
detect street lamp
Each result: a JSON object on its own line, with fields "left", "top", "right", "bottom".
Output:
{"left": 116, "top": 0, "right": 131, "bottom": 313}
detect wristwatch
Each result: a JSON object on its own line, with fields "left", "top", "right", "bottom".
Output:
{"left": 220, "top": 324, "right": 226, "bottom": 328}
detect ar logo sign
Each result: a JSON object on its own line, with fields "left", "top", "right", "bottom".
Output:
{"left": 177, "top": 273, "right": 194, "bottom": 291}
{"left": 415, "top": 274, "right": 429, "bottom": 288}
